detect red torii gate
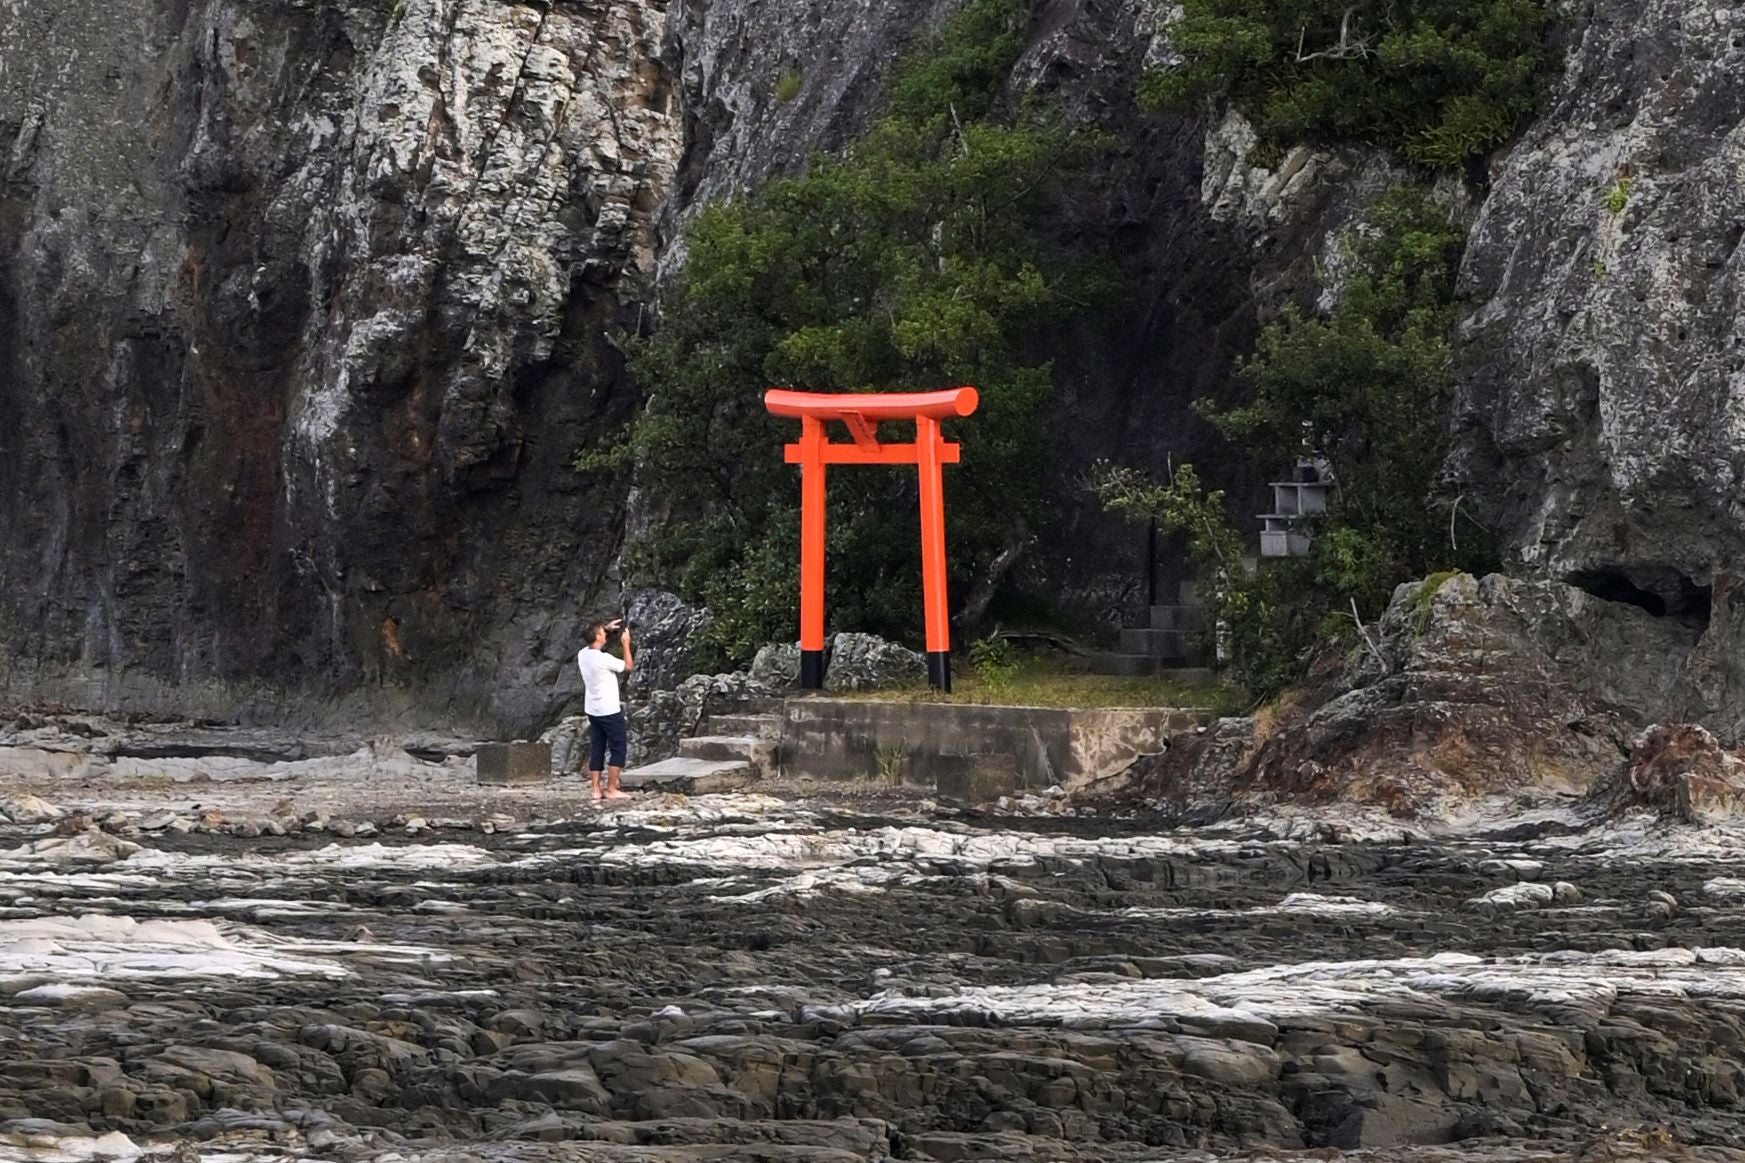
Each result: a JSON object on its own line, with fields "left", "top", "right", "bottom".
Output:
{"left": 764, "top": 386, "right": 979, "bottom": 692}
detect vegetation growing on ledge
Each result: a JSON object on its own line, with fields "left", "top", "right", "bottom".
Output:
{"left": 1143, "top": 0, "right": 1554, "bottom": 166}
{"left": 1095, "top": 187, "right": 1495, "bottom": 697}
{"left": 618, "top": 0, "right": 1106, "bottom": 668}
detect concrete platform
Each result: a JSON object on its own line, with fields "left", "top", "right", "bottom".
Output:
{"left": 777, "top": 699, "right": 1209, "bottom": 799}
{"left": 618, "top": 757, "right": 755, "bottom": 794}
{"left": 678, "top": 734, "right": 766, "bottom": 762}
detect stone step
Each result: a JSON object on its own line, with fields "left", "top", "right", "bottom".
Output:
{"left": 678, "top": 734, "right": 766, "bottom": 763}
{"left": 1084, "top": 653, "right": 1219, "bottom": 682}
{"left": 1119, "top": 628, "right": 1188, "bottom": 658}
{"left": 618, "top": 757, "right": 755, "bottom": 795}
{"left": 1084, "top": 651, "right": 1169, "bottom": 677}
{"left": 702, "top": 713, "right": 780, "bottom": 737}
{"left": 1148, "top": 604, "right": 1204, "bottom": 631}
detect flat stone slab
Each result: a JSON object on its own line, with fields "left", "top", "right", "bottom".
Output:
{"left": 620, "top": 757, "right": 754, "bottom": 794}
{"left": 476, "top": 742, "right": 551, "bottom": 786}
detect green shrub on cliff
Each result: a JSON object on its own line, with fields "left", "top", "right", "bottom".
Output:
{"left": 1143, "top": 0, "right": 1553, "bottom": 165}
{"left": 1094, "top": 188, "right": 1495, "bottom": 695}
{"left": 1207, "top": 187, "right": 1485, "bottom": 615}
{"left": 617, "top": 0, "right": 1101, "bottom": 668}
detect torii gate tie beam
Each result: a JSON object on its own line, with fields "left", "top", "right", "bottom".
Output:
{"left": 764, "top": 386, "right": 979, "bottom": 692}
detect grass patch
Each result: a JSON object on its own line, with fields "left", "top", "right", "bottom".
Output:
{"left": 774, "top": 70, "right": 803, "bottom": 103}
{"left": 837, "top": 659, "right": 1241, "bottom": 712}
{"left": 1603, "top": 174, "right": 1631, "bottom": 215}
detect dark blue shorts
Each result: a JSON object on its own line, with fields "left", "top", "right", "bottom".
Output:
{"left": 588, "top": 711, "right": 628, "bottom": 770}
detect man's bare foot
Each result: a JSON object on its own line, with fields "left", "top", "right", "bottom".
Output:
{"left": 590, "top": 789, "right": 604, "bottom": 802}
{"left": 604, "top": 789, "right": 631, "bottom": 800}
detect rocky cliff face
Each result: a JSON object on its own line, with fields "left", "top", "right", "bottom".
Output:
{"left": 1454, "top": 0, "right": 1745, "bottom": 735}
{"left": 0, "top": 0, "right": 678, "bottom": 732}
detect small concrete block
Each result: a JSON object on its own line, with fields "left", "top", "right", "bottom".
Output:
{"left": 476, "top": 741, "right": 551, "bottom": 786}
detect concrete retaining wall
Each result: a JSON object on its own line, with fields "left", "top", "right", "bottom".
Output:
{"left": 777, "top": 699, "right": 1205, "bottom": 800}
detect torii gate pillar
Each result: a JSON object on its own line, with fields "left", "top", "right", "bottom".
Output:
{"left": 765, "top": 387, "right": 978, "bottom": 692}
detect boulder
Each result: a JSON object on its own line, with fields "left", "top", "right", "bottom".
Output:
{"left": 822, "top": 633, "right": 926, "bottom": 691}
{"left": 749, "top": 642, "right": 802, "bottom": 688}
{"left": 1233, "top": 573, "right": 1666, "bottom": 816}
{"left": 751, "top": 633, "right": 924, "bottom": 692}
{"left": 541, "top": 715, "right": 589, "bottom": 777}
{"left": 0, "top": 795, "right": 65, "bottom": 824}
{"left": 1622, "top": 722, "right": 1745, "bottom": 825}
{"left": 1091, "top": 573, "right": 1684, "bottom": 818}
{"left": 623, "top": 588, "right": 711, "bottom": 693}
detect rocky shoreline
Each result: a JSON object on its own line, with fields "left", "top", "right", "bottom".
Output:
{"left": 8, "top": 729, "right": 1745, "bottom": 1161}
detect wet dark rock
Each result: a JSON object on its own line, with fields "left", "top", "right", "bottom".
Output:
{"left": 0, "top": 796, "right": 1723, "bottom": 1158}
{"left": 624, "top": 590, "right": 713, "bottom": 694}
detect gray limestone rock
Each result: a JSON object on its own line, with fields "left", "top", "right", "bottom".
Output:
{"left": 748, "top": 644, "right": 802, "bottom": 689}
{"left": 1096, "top": 572, "right": 1709, "bottom": 816}
{"left": 821, "top": 633, "right": 925, "bottom": 691}
{"left": 623, "top": 589, "right": 711, "bottom": 694}
{"left": 750, "top": 634, "right": 922, "bottom": 692}
{"left": 1453, "top": 0, "right": 1745, "bottom": 737}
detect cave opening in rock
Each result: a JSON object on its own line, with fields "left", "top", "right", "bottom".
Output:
{"left": 1567, "top": 567, "right": 1712, "bottom": 625}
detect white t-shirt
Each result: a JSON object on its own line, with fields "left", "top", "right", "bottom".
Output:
{"left": 577, "top": 647, "right": 626, "bottom": 716}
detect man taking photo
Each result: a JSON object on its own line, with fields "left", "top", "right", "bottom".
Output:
{"left": 578, "top": 619, "right": 634, "bottom": 801}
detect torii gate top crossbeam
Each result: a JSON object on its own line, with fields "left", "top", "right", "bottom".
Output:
{"left": 763, "top": 386, "right": 979, "bottom": 422}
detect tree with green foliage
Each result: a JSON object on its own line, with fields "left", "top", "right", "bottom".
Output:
{"left": 606, "top": 0, "right": 1104, "bottom": 668}
{"left": 1094, "top": 188, "right": 1495, "bottom": 696}
{"left": 1208, "top": 187, "right": 1490, "bottom": 615}
{"left": 1143, "top": 0, "right": 1553, "bottom": 166}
